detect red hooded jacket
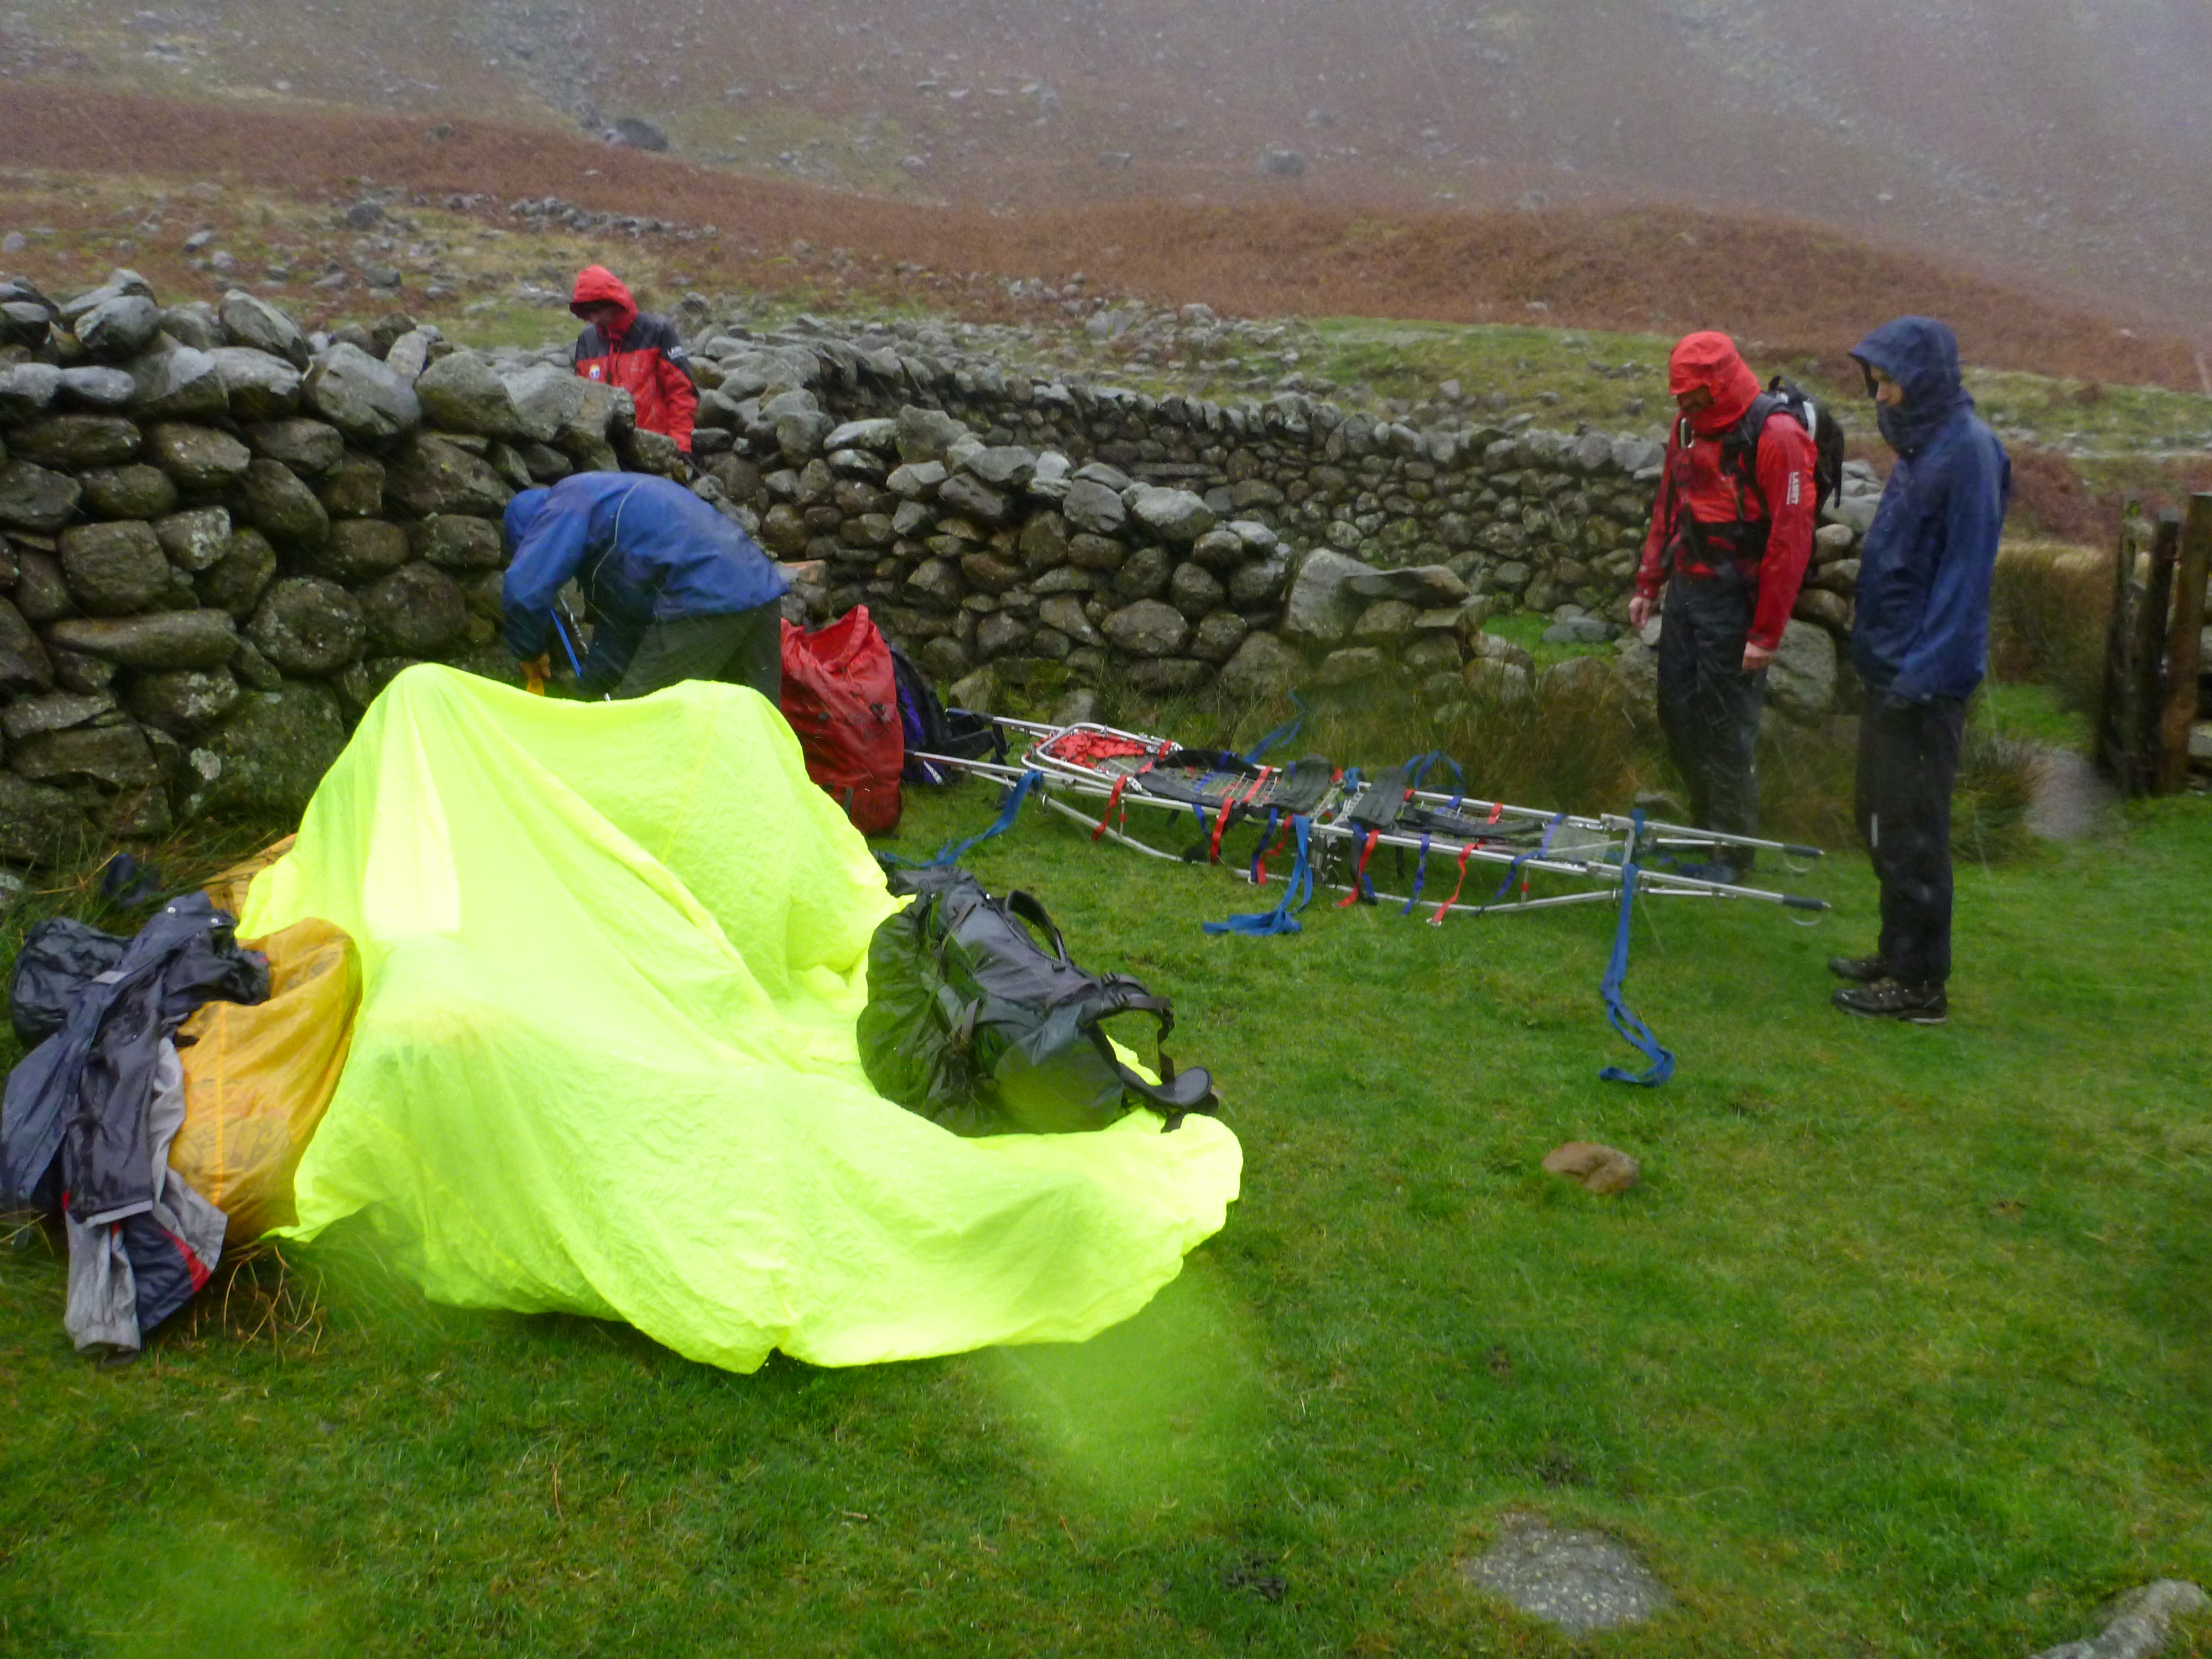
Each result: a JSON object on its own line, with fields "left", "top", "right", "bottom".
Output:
{"left": 570, "top": 266, "right": 699, "bottom": 453}
{"left": 1635, "top": 331, "right": 1815, "bottom": 653}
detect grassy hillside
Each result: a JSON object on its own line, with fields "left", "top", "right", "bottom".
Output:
{"left": 1, "top": 87, "right": 2204, "bottom": 394}
{"left": 7, "top": 0, "right": 2211, "bottom": 324}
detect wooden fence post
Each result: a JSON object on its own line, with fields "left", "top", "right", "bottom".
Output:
{"left": 2125, "top": 513, "right": 2181, "bottom": 794}
{"left": 2096, "top": 496, "right": 2143, "bottom": 783}
{"left": 2154, "top": 493, "right": 2212, "bottom": 793}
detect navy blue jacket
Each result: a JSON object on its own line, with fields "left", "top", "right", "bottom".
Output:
{"left": 1848, "top": 317, "right": 2011, "bottom": 702}
{"left": 502, "top": 473, "right": 788, "bottom": 691}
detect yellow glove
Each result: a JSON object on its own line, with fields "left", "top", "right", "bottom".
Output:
{"left": 523, "top": 654, "right": 551, "bottom": 696}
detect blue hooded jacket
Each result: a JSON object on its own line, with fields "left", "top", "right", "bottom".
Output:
{"left": 502, "top": 473, "right": 789, "bottom": 691}
{"left": 1848, "top": 317, "right": 2011, "bottom": 702}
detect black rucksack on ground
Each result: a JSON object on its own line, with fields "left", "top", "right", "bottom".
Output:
{"left": 888, "top": 645, "right": 1001, "bottom": 785}
{"left": 1720, "top": 375, "right": 1846, "bottom": 516}
{"left": 858, "top": 865, "right": 1218, "bottom": 1136}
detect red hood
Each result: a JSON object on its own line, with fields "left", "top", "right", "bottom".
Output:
{"left": 1668, "top": 331, "right": 1761, "bottom": 435}
{"left": 571, "top": 265, "right": 638, "bottom": 336}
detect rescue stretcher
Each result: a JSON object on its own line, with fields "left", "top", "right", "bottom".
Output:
{"left": 911, "top": 716, "right": 1830, "bottom": 924}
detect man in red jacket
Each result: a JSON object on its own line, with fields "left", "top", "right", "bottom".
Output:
{"left": 1627, "top": 331, "right": 1817, "bottom": 877}
{"left": 569, "top": 265, "right": 698, "bottom": 453}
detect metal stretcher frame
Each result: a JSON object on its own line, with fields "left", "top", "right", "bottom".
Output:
{"left": 913, "top": 717, "right": 1831, "bottom": 920}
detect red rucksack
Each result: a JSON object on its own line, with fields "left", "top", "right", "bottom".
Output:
{"left": 779, "top": 606, "right": 904, "bottom": 833}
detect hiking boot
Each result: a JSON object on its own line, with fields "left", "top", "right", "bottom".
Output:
{"left": 1825, "top": 954, "right": 1888, "bottom": 983}
{"left": 1831, "top": 978, "right": 1947, "bottom": 1024}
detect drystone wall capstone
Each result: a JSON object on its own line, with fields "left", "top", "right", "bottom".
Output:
{"left": 0, "top": 270, "right": 1879, "bottom": 865}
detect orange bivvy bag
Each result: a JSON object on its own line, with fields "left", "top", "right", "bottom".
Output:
{"left": 780, "top": 604, "right": 904, "bottom": 834}
{"left": 170, "top": 842, "right": 363, "bottom": 1241}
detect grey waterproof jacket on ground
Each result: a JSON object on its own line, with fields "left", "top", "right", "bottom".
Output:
{"left": 1, "top": 894, "right": 268, "bottom": 1350}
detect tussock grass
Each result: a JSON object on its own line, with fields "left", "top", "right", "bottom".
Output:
{"left": 1990, "top": 541, "right": 2115, "bottom": 716}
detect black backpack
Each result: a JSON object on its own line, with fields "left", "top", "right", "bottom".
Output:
{"left": 888, "top": 644, "right": 1001, "bottom": 785}
{"left": 858, "top": 865, "right": 1218, "bottom": 1136}
{"left": 1719, "top": 375, "right": 1846, "bottom": 516}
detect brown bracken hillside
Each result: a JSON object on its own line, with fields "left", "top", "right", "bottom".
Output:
{"left": 1, "top": 85, "right": 2199, "bottom": 390}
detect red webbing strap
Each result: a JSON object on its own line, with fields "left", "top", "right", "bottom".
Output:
{"left": 1334, "top": 830, "right": 1382, "bottom": 908}
{"left": 1207, "top": 769, "right": 1272, "bottom": 864}
{"left": 1253, "top": 813, "right": 1294, "bottom": 886}
{"left": 1090, "top": 738, "right": 1174, "bottom": 842}
{"left": 1428, "top": 843, "right": 1478, "bottom": 925}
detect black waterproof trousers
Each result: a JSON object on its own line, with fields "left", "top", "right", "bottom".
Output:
{"left": 1854, "top": 689, "right": 1968, "bottom": 987}
{"left": 611, "top": 604, "right": 783, "bottom": 701}
{"left": 1656, "top": 571, "right": 1767, "bottom": 847}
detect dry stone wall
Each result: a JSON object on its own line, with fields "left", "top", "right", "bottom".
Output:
{"left": 0, "top": 270, "right": 1880, "bottom": 867}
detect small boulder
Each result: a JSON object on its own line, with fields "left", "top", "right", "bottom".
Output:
{"left": 1062, "top": 477, "right": 1127, "bottom": 536}
{"left": 73, "top": 294, "right": 163, "bottom": 361}
{"left": 1281, "top": 549, "right": 1375, "bottom": 646}
{"left": 208, "top": 346, "right": 304, "bottom": 420}
{"left": 938, "top": 473, "right": 1010, "bottom": 525}
{"left": 384, "top": 434, "right": 514, "bottom": 517}
{"left": 1102, "top": 598, "right": 1190, "bottom": 658}
{"left": 315, "top": 452, "right": 386, "bottom": 518}
{"left": 125, "top": 666, "right": 241, "bottom": 734}
{"left": 145, "top": 423, "right": 252, "bottom": 491}
{"left": 1128, "top": 484, "right": 1215, "bottom": 544}
{"left": 131, "top": 345, "right": 229, "bottom": 421}
{"left": 415, "top": 351, "right": 521, "bottom": 437}
{"left": 220, "top": 290, "right": 310, "bottom": 367}
{"left": 59, "top": 520, "right": 169, "bottom": 615}
{"left": 241, "top": 417, "right": 345, "bottom": 476}
{"left": 45, "top": 609, "right": 239, "bottom": 671}
{"left": 500, "top": 363, "right": 586, "bottom": 444}
{"left": 197, "top": 682, "right": 349, "bottom": 820}
{"left": 0, "top": 596, "right": 55, "bottom": 693}
{"left": 0, "top": 462, "right": 83, "bottom": 533}
{"left": 1347, "top": 564, "right": 1469, "bottom": 606}
{"left": 413, "top": 514, "right": 505, "bottom": 570}
{"left": 0, "top": 362, "right": 63, "bottom": 421}
{"left": 79, "top": 464, "right": 178, "bottom": 521}
{"left": 1316, "top": 646, "right": 1385, "bottom": 685}
{"left": 195, "top": 529, "right": 278, "bottom": 619}
{"left": 55, "top": 366, "right": 137, "bottom": 410}
{"left": 1037, "top": 594, "right": 1105, "bottom": 647}
{"left": 155, "top": 505, "right": 233, "bottom": 572}
{"left": 1542, "top": 1142, "right": 1641, "bottom": 1196}
{"left": 1191, "top": 610, "right": 1251, "bottom": 664}
{"left": 359, "top": 562, "right": 467, "bottom": 655}
{"left": 234, "top": 457, "right": 331, "bottom": 550}
{"left": 894, "top": 404, "right": 971, "bottom": 465}
{"left": 309, "top": 519, "right": 411, "bottom": 583}
{"left": 248, "top": 577, "right": 366, "bottom": 675}
{"left": 9, "top": 414, "right": 141, "bottom": 469}
{"left": 0, "top": 774, "right": 88, "bottom": 866}
{"left": 1766, "top": 618, "right": 1838, "bottom": 722}
{"left": 303, "top": 342, "right": 422, "bottom": 440}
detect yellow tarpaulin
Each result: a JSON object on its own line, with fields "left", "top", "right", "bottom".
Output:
{"left": 240, "top": 666, "right": 1241, "bottom": 1371}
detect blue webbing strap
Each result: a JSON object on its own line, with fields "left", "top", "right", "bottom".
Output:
{"left": 1599, "top": 809, "right": 1676, "bottom": 1088}
{"left": 925, "top": 769, "right": 1043, "bottom": 866}
{"left": 1399, "top": 832, "right": 1434, "bottom": 916}
{"left": 1473, "top": 810, "right": 1568, "bottom": 916}
{"left": 1204, "top": 813, "right": 1314, "bottom": 936}
{"left": 551, "top": 611, "right": 586, "bottom": 682}
{"left": 1242, "top": 692, "right": 1310, "bottom": 765}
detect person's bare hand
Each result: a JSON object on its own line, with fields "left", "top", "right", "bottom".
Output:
{"left": 1742, "top": 641, "right": 1776, "bottom": 672}
{"left": 1627, "top": 594, "right": 1653, "bottom": 631}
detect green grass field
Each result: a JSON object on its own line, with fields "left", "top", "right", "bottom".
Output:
{"left": 2, "top": 758, "right": 2208, "bottom": 1657}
